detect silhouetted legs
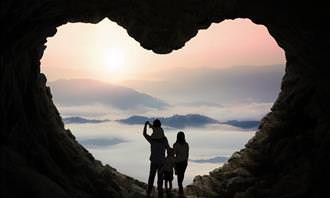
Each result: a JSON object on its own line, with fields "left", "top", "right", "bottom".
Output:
{"left": 164, "top": 170, "right": 173, "bottom": 193}
{"left": 147, "top": 163, "right": 164, "bottom": 197}
{"left": 165, "top": 180, "right": 172, "bottom": 191}
{"left": 175, "top": 161, "right": 188, "bottom": 195}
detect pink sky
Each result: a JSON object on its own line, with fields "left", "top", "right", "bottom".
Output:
{"left": 41, "top": 18, "right": 285, "bottom": 84}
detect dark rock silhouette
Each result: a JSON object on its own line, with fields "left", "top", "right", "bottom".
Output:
{"left": 1, "top": 0, "right": 330, "bottom": 198}
{"left": 63, "top": 116, "right": 110, "bottom": 124}
{"left": 0, "top": 74, "right": 146, "bottom": 197}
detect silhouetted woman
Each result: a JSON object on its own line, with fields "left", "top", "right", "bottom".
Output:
{"left": 173, "top": 131, "right": 189, "bottom": 195}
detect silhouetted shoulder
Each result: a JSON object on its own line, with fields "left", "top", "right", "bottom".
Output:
{"left": 173, "top": 142, "right": 188, "bottom": 148}
{"left": 150, "top": 137, "right": 167, "bottom": 143}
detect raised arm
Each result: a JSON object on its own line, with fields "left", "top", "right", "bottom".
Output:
{"left": 143, "top": 121, "right": 151, "bottom": 142}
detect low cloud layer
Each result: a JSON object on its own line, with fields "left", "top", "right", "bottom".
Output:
{"left": 52, "top": 65, "right": 282, "bottom": 122}
{"left": 124, "top": 64, "right": 285, "bottom": 105}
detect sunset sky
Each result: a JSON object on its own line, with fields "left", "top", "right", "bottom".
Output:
{"left": 41, "top": 18, "right": 285, "bottom": 84}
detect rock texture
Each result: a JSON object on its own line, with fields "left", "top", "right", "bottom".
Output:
{"left": 1, "top": 0, "right": 330, "bottom": 198}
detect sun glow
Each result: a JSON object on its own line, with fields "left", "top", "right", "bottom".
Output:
{"left": 41, "top": 18, "right": 284, "bottom": 84}
{"left": 104, "top": 48, "right": 124, "bottom": 72}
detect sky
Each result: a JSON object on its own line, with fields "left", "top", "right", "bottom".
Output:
{"left": 41, "top": 17, "right": 286, "bottom": 121}
{"left": 41, "top": 18, "right": 285, "bottom": 84}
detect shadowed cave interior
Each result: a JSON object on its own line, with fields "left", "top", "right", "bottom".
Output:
{"left": 1, "top": 0, "right": 330, "bottom": 198}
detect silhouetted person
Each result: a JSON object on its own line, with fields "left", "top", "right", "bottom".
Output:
{"left": 143, "top": 119, "right": 169, "bottom": 197}
{"left": 174, "top": 131, "right": 189, "bottom": 195}
{"left": 164, "top": 148, "right": 175, "bottom": 193}
{"left": 149, "top": 119, "right": 165, "bottom": 139}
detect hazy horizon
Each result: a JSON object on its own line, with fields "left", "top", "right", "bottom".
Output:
{"left": 48, "top": 63, "right": 284, "bottom": 122}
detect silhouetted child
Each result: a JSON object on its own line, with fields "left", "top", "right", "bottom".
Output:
{"left": 163, "top": 148, "right": 175, "bottom": 193}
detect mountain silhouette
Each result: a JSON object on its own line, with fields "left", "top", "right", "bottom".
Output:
{"left": 63, "top": 116, "right": 110, "bottom": 124}
{"left": 118, "top": 114, "right": 259, "bottom": 129}
{"left": 222, "top": 120, "right": 259, "bottom": 129}
{"left": 118, "top": 114, "right": 218, "bottom": 128}
{"left": 49, "top": 78, "right": 169, "bottom": 110}
{"left": 78, "top": 137, "right": 126, "bottom": 148}
{"left": 124, "top": 65, "right": 284, "bottom": 104}
{"left": 190, "top": 156, "right": 228, "bottom": 164}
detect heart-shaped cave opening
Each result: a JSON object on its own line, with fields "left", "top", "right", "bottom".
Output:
{"left": 40, "top": 18, "right": 284, "bottom": 191}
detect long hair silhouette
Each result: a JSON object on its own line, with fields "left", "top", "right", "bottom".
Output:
{"left": 176, "top": 131, "right": 186, "bottom": 145}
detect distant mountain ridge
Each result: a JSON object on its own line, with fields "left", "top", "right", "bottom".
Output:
{"left": 190, "top": 156, "right": 228, "bottom": 164}
{"left": 78, "top": 137, "right": 126, "bottom": 148}
{"left": 222, "top": 120, "right": 260, "bottom": 129}
{"left": 63, "top": 116, "right": 110, "bottom": 124}
{"left": 62, "top": 114, "right": 260, "bottom": 129}
{"left": 118, "top": 114, "right": 218, "bottom": 129}
{"left": 123, "top": 64, "right": 285, "bottom": 104}
{"left": 49, "top": 79, "right": 169, "bottom": 110}
{"left": 118, "top": 114, "right": 259, "bottom": 129}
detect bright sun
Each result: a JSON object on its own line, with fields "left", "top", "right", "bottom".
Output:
{"left": 104, "top": 48, "right": 124, "bottom": 71}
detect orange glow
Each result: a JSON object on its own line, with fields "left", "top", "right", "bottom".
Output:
{"left": 41, "top": 18, "right": 285, "bottom": 84}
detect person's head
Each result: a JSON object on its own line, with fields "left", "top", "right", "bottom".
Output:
{"left": 176, "top": 131, "right": 186, "bottom": 144}
{"left": 153, "top": 119, "right": 161, "bottom": 128}
{"left": 167, "top": 148, "right": 174, "bottom": 157}
{"left": 150, "top": 119, "right": 164, "bottom": 139}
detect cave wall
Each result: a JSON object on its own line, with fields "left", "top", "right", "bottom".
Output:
{"left": 1, "top": 0, "right": 330, "bottom": 197}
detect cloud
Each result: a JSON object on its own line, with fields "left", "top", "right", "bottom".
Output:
{"left": 123, "top": 64, "right": 285, "bottom": 105}
{"left": 51, "top": 65, "right": 279, "bottom": 122}
{"left": 141, "top": 102, "right": 272, "bottom": 121}
{"left": 48, "top": 78, "right": 169, "bottom": 110}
